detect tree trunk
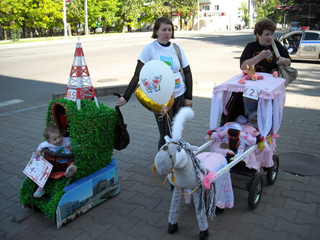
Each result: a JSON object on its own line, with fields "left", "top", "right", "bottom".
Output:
{"left": 4, "top": 29, "right": 7, "bottom": 40}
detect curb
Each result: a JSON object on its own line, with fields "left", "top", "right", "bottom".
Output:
{"left": 52, "top": 85, "right": 128, "bottom": 100}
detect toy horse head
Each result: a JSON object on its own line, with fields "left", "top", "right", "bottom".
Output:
{"left": 154, "top": 107, "right": 199, "bottom": 188}
{"left": 154, "top": 141, "right": 190, "bottom": 175}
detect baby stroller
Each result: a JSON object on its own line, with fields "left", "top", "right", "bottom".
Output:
{"left": 206, "top": 72, "right": 286, "bottom": 209}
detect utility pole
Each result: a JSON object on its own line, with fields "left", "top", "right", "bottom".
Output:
{"left": 197, "top": 0, "right": 200, "bottom": 30}
{"left": 85, "top": 0, "right": 89, "bottom": 35}
{"left": 63, "top": 0, "right": 67, "bottom": 38}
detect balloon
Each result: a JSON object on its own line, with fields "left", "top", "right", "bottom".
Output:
{"left": 135, "top": 86, "right": 174, "bottom": 114}
{"left": 139, "top": 60, "right": 175, "bottom": 105}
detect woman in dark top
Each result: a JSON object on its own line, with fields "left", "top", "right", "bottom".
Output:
{"left": 240, "top": 18, "right": 291, "bottom": 73}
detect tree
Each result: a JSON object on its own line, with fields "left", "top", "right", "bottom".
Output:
{"left": 138, "top": 0, "right": 170, "bottom": 30}
{"left": 239, "top": 2, "right": 250, "bottom": 28}
{"left": 99, "top": 0, "right": 119, "bottom": 33}
{"left": 284, "top": 0, "right": 320, "bottom": 29}
{"left": 0, "top": 0, "right": 25, "bottom": 40}
{"left": 173, "top": 0, "right": 198, "bottom": 30}
{"left": 22, "top": 0, "right": 63, "bottom": 37}
{"left": 254, "top": 0, "right": 284, "bottom": 25}
{"left": 116, "top": 0, "right": 144, "bottom": 33}
{"left": 67, "top": 0, "right": 84, "bottom": 34}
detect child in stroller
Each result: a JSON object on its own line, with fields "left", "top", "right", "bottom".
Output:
{"left": 33, "top": 124, "right": 77, "bottom": 198}
{"left": 207, "top": 109, "right": 263, "bottom": 163}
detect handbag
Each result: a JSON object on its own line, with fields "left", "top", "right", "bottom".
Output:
{"left": 113, "top": 93, "right": 130, "bottom": 150}
{"left": 173, "top": 43, "right": 185, "bottom": 81}
{"left": 271, "top": 39, "right": 298, "bottom": 87}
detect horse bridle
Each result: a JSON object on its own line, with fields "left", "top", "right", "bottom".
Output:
{"left": 153, "top": 141, "right": 201, "bottom": 195}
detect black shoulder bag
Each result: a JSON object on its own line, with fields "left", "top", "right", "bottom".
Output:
{"left": 114, "top": 93, "right": 130, "bottom": 150}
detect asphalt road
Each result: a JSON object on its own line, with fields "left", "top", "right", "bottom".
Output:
{"left": 0, "top": 30, "right": 318, "bottom": 114}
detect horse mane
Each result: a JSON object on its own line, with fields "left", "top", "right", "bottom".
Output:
{"left": 171, "top": 107, "right": 194, "bottom": 142}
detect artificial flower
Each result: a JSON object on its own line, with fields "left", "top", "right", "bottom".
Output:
{"left": 258, "top": 75, "right": 264, "bottom": 80}
{"left": 252, "top": 73, "right": 259, "bottom": 81}
{"left": 238, "top": 78, "right": 246, "bottom": 84}
{"left": 203, "top": 171, "right": 217, "bottom": 189}
{"left": 242, "top": 70, "right": 247, "bottom": 76}
{"left": 273, "top": 71, "right": 278, "bottom": 77}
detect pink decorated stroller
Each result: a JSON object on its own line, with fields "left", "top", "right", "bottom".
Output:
{"left": 204, "top": 72, "right": 286, "bottom": 209}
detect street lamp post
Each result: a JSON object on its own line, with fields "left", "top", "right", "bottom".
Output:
{"left": 85, "top": 0, "right": 89, "bottom": 35}
{"left": 63, "top": 0, "right": 67, "bottom": 38}
{"left": 197, "top": 0, "right": 200, "bottom": 30}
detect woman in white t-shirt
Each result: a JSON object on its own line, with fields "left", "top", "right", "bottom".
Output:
{"left": 115, "top": 17, "right": 194, "bottom": 150}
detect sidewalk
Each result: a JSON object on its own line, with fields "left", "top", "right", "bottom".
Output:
{"left": 0, "top": 74, "right": 319, "bottom": 240}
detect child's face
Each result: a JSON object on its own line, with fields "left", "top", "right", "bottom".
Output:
{"left": 48, "top": 132, "right": 63, "bottom": 146}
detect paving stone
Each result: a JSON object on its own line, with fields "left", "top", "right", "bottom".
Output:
{"left": 3, "top": 203, "right": 33, "bottom": 223}
{"left": 249, "top": 225, "right": 290, "bottom": 240}
{"left": 262, "top": 204, "right": 298, "bottom": 222}
{"left": 126, "top": 220, "right": 167, "bottom": 240}
{"left": 10, "top": 227, "right": 53, "bottom": 240}
{"left": 274, "top": 218, "right": 312, "bottom": 239}
{"left": 1, "top": 62, "right": 320, "bottom": 240}
{"left": 280, "top": 188, "right": 305, "bottom": 202}
{"left": 296, "top": 211, "right": 320, "bottom": 226}
{"left": 128, "top": 205, "right": 164, "bottom": 226}
{"left": 0, "top": 216, "right": 29, "bottom": 239}
{"left": 310, "top": 225, "right": 320, "bottom": 240}
{"left": 304, "top": 192, "right": 320, "bottom": 204}
{"left": 95, "top": 227, "right": 135, "bottom": 240}
{"left": 73, "top": 231, "right": 95, "bottom": 240}
{"left": 68, "top": 215, "right": 111, "bottom": 238}
{"left": 284, "top": 198, "right": 317, "bottom": 215}
{"left": 240, "top": 212, "right": 276, "bottom": 230}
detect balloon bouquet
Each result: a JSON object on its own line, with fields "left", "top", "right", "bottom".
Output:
{"left": 135, "top": 60, "right": 175, "bottom": 115}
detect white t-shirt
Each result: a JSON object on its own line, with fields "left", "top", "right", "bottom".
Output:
{"left": 37, "top": 137, "right": 72, "bottom": 154}
{"left": 138, "top": 41, "right": 189, "bottom": 98}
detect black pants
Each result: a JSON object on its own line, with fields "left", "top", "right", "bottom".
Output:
{"left": 154, "top": 95, "right": 185, "bottom": 150}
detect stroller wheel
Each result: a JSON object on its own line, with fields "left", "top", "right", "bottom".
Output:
{"left": 266, "top": 155, "right": 279, "bottom": 185}
{"left": 248, "top": 174, "right": 263, "bottom": 209}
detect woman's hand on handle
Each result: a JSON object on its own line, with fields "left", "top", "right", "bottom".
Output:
{"left": 276, "top": 57, "right": 291, "bottom": 66}
{"left": 115, "top": 97, "right": 127, "bottom": 107}
{"left": 185, "top": 99, "right": 193, "bottom": 108}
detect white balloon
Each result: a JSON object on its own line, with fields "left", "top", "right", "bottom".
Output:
{"left": 139, "top": 60, "right": 175, "bottom": 105}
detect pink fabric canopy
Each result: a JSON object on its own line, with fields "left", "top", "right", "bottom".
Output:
{"left": 209, "top": 73, "right": 286, "bottom": 170}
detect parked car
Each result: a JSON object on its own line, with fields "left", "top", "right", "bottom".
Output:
{"left": 277, "top": 29, "right": 320, "bottom": 61}
{"left": 289, "top": 21, "right": 302, "bottom": 32}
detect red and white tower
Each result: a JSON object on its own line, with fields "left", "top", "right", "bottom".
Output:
{"left": 64, "top": 42, "right": 99, "bottom": 110}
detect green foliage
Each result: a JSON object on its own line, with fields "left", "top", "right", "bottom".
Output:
{"left": 255, "top": 0, "right": 282, "bottom": 23}
{"left": 19, "top": 177, "right": 71, "bottom": 221}
{"left": 1, "top": 0, "right": 203, "bottom": 38}
{"left": 283, "top": 0, "right": 320, "bottom": 28}
{"left": 19, "top": 98, "right": 117, "bottom": 222}
{"left": 239, "top": 2, "right": 251, "bottom": 27}
{"left": 10, "top": 29, "right": 21, "bottom": 41}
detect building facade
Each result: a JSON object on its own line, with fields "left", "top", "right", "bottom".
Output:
{"left": 192, "top": 0, "right": 257, "bottom": 31}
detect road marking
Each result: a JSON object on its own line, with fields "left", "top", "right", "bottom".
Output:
{"left": 0, "top": 99, "right": 24, "bottom": 107}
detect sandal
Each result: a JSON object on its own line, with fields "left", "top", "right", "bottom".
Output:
{"left": 33, "top": 187, "right": 45, "bottom": 198}
{"left": 64, "top": 164, "right": 77, "bottom": 178}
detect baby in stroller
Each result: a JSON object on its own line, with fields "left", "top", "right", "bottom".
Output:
{"left": 207, "top": 98, "right": 263, "bottom": 162}
{"left": 33, "top": 124, "right": 77, "bottom": 198}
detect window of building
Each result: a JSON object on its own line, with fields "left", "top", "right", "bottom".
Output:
{"left": 214, "top": 5, "right": 219, "bottom": 11}
{"left": 202, "top": 5, "right": 210, "bottom": 11}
